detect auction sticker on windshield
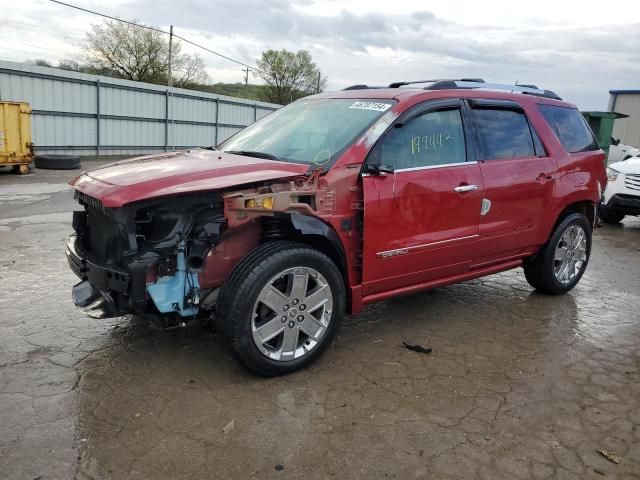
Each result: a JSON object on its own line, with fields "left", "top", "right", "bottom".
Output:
{"left": 349, "top": 102, "right": 392, "bottom": 112}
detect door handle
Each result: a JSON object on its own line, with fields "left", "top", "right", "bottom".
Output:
{"left": 454, "top": 184, "right": 478, "bottom": 193}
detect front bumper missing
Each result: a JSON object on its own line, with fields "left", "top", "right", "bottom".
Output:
{"left": 72, "top": 280, "right": 121, "bottom": 319}
{"left": 66, "top": 235, "right": 130, "bottom": 318}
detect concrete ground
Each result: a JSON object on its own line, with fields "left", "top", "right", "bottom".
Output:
{"left": 1, "top": 160, "right": 639, "bottom": 480}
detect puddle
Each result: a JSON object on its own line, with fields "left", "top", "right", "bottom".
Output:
{"left": 0, "top": 183, "right": 71, "bottom": 196}
{"left": 0, "top": 212, "right": 72, "bottom": 226}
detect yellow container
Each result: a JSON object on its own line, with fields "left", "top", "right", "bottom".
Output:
{"left": 0, "top": 101, "right": 33, "bottom": 174}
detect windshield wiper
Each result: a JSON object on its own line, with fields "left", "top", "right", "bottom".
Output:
{"left": 226, "top": 150, "right": 281, "bottom": 161}
{"left": 201, "top": 145, "right": 218, "bottom": 151}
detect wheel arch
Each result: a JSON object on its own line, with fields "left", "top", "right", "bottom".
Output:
{"left": 548, "top": 200, "right": 597, "bottom": 239}
{"left": 287, "top": 214, "right": 349, "bottom": 286}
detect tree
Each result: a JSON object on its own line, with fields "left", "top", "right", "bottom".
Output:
{"left": 255, "top": 49, "right": 327, "bottom": 105}
{"left": 83, "top": 20, "right": 208, "bottom": 86}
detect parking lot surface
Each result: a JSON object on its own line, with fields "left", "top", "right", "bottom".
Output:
{"left": 1, "top": 162, "right": 639, "bottom": 480}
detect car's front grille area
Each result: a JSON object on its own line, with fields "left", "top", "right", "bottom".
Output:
{"left": 625, "top": 174, "right": 640, "bottom": 192}
{"left": 76, "top": 191, "right": 106, "bottom": 213}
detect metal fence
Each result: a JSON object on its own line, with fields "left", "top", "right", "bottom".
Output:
{"left": 0, "top": 60, "right": 280, "bottom": 156}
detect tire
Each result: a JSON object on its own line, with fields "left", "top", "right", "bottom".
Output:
{"left": 523, "top": 213, "right": 592, "bottom": 295}
{"left": 217, "top": 241, "right": 345, "bottom": 376}
{"left": 600, "top": 210, "right": 625, "bottom": 224}
{"left": 34, "top": 154, "right": 81, "bottom": 170}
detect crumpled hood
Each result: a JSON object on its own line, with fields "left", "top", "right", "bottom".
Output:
{"left": 71, "top": 149, "right": 309, "bottom": 207}
{"left": 610, "top": 156, "right": 640, "bottom": 175}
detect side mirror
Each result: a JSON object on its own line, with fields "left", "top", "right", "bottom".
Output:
{"left": 364, "top": 163, "right": 395, "bottom": 175}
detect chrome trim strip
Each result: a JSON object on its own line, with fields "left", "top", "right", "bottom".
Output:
{"left": 363, "top": 161, "right": 478, "bottom": 176}
{"left": 376, "top": 234, "right": 479, "bottom": 258}
{"left": 394, "top": 161, "right": 477, "bottom": 173}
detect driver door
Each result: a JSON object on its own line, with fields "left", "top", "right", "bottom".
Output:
{"left": 361, "top": 100, "right": 484, "bottom": 296}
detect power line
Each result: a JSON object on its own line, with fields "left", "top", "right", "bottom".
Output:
{"left": 48, "top": 0, "right": 261, "bottom": 72}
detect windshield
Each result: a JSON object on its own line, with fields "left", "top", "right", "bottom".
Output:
{"left": 219, "top": 98, "right": 394, "bottom": 166}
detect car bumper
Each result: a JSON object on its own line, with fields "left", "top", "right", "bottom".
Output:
{"left": 603, "top": 194, "right": 640, "bottom": 216}
{"left": 66, "top": 235, "right": 130, "bottom": 293}
{"left": 66, "top": 235, "right": 134, "bottom": 318}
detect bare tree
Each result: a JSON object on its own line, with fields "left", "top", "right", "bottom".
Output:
{"left": 83, "top": 20, "right": 208, "bottom": 86}
{"left": 174, "top": 54, "right": 209, "bottom": 88}
{"left": 256, "top": 49, "right": 327, "bottom": 104}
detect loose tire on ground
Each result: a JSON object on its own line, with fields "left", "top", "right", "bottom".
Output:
{"left": 34, "top": 154, "right": 81, "bottom": 170}
{"left": 217, "top": 241, "right": 345, "bottom": 376}
{"left": 523, "top": 213, "right": 592, "bottom": 295}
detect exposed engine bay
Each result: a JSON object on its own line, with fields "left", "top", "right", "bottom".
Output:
{"left": 68, "top": 190, "right": 226, "bottom": 323}
{"left": 66, "top": 170, "right": 339, "bottom": 326}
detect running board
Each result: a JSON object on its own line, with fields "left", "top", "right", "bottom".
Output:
{"left": 361, "top": 259, "right": 522, "bottom": 305}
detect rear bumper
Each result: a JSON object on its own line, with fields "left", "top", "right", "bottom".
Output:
{"left": 603, "top": 194, "right": 640, "bottom": 216}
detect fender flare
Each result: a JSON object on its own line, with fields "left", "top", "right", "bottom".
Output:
{"left": 289, "top": 213, "right": 348, "bottom": 277}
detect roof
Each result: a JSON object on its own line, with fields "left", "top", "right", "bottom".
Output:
{"left": 609, "top": 90, "right": 640, "bottom": 95}
{"left": 314, "top": 87, "right": 574, "bottom": 109}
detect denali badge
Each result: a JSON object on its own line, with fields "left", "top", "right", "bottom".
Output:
{"left": 379, "top": 248, "right": 409, "bottom": 258}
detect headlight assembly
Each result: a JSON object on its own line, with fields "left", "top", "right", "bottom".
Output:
{"left": 606, "top": 168, "right": 620, "bottom": 182}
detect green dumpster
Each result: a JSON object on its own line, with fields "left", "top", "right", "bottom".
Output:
{"left": 582, "top": 111, "right": 628, "bottom": 160}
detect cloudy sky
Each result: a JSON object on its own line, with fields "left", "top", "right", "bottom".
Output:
{"left": 1, "top": 0, "right": 639, "bottom": 109}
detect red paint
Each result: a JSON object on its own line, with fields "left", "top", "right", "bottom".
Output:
{"left": 71, "top": 150, "right": 308, "bottom": 207}
{"left": 72, "top": 87, "right": 606, "bottom": 315}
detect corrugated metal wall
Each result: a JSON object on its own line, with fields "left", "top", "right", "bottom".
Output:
{"left": 0, "top": 60, "right": 280, "bottom": 156}
{"left": 609, "top": 91, "right": 640, "bottom": 147}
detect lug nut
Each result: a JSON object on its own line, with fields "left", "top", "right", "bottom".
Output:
{"left": 300, "top": 304, "right": 306, "bottom": 311}
{"left": 288, "top": 321, "right": 295, "bottom": 328}
{"left": 283, "top": 305, "right": 289, "bottom": 311}
{"left": 281, "top": 316, "right": 287, "bottom": 323}
{"left": 292, "top": 298, "right": 299, "bottom": 305}
{"left": 298, "top": 315, "right": 304, "bottom": 322}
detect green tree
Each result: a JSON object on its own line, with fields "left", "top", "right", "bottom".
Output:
{"left": 83, "top": 20, "right": 209, "bottom": 86}
{"left": 255, "top": 49, "right": 327, "bottom": 104}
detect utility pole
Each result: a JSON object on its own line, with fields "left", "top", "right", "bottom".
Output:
{"left": 243, "top": 67, "right": 249, "bottom": 96}
{"left": 316, "top": 73, "right": 321, "bottom": 94}
{"left": 167, "top": 25, "right": 174, "bottom": 87}
{"left": 167, "top": 25, "right": 174, "bottom": 151}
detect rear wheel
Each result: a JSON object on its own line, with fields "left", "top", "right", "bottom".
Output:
{"left": 523, "top": 213, "right": 591, "bottom": 295}
{"left": 218, "top": 241, "right": 345, "bottom": 376}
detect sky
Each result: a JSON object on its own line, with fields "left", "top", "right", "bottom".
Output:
{"left": 1, "top": 0, "right": 639, "bottom": 109}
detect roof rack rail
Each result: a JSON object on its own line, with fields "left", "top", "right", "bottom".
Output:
{"left": 343, "top": 84, "right": 384, "bottom": 90}
{"left": 388, "top": 78, "right": 484, "bottom": 88}
{"left": 343, "top": 79, "right": 562, "bottom": 100}
{"left": 424, "top": 80, "right": 562, "bottom": 100}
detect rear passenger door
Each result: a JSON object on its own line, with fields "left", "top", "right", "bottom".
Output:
{"left": 467, "top": 99, "right": 557, "bottom": 265}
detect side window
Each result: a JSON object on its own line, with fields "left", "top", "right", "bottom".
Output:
{"left": 538, "top": 105, "right": 599, "bottom": 153}
{"left": 470, "top": 108, "right": 535, "bottom": 160}
{"left": 376, "top": 108, "right": 466, "bottom": 170}
{"left": 530, "top": 125, "right": 547, "bottom": 157}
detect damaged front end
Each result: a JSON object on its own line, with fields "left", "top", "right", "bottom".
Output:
{"left": 66, "top": 190, "right": 225, "bottom": 321}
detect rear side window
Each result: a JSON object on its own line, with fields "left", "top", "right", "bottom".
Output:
{"left": 470, "top": 108, "right": 535, "bottom": 160}
{"left": 538, "top": 105, "right": 599, "bottom": 153}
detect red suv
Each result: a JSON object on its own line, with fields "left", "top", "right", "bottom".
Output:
{"left": 67, "top": 79, "right": 606, "bottom": 375}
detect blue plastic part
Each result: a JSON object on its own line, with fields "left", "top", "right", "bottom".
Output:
{"left": 146, "top": 241, "right": 199, "bottom": 317}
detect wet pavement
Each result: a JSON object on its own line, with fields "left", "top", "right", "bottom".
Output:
{"left": 1, "top": 162, "right": 639, "bottom": 480}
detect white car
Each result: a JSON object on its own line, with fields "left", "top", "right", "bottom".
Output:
{"left": 609, "top": 138, "right": 640, "bottom": 163}
{"left": 601, "top": 154, "right": 640, "bottom": 223}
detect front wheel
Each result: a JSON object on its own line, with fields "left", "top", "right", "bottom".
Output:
{"left": 523, "top": 213, "right": 592, "bottom": 295}
{"left": 217, "top": 241, "right": 345, "bottom": 376}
